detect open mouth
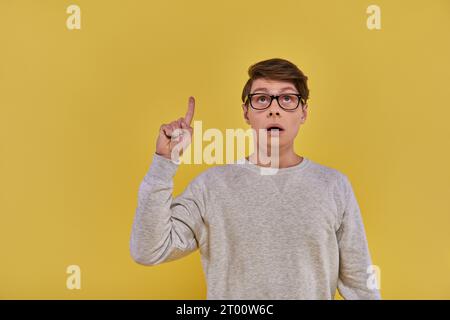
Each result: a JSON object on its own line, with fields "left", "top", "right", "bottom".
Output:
{"left": 265, "top": 125, "right": 285, "bottom": 133}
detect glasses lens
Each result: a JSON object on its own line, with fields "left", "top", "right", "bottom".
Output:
{"left": 279, "top": 94, "right": 300, "bottom": 110}
{"left": 250, "top": 94, "right": 271, "bottom": 109}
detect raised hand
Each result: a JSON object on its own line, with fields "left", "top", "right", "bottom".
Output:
{"left": 155, "top": 96, "right": 195, "bottom": 162}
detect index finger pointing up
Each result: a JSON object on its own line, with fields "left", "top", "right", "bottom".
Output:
{"left": 184, "top": 96, "right": 195, "bottom": 125}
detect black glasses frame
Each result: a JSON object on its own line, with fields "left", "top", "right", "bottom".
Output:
{"left": 246, "top": 93, "right": 305, "bottom": 111}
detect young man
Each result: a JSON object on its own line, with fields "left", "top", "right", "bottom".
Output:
{"left": 130, "top": 58, "right": 381, "bottom": 299}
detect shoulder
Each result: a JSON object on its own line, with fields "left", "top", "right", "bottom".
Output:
{"left": 185, "top": 162, "right": 239, "bottom": 189}
{"left": 304, "top": 159, "right": 360, "bottom": 226}
{"left": 305, "top": 158, "right": 350, "bottom": 186}
{"left": 305, "top": 159, "right": 355, "bottom": 208}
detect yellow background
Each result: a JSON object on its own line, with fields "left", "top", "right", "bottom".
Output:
{"left": 1, "top": 0, "right": 449, "bottom": 299}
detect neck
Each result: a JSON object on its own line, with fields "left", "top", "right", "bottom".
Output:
{"left": 246, "top": 144, "right": 303, "bottom": 169}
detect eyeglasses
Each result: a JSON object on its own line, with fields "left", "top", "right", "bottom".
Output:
{"left": 246, "top": 93, "right": 305, "bottom": 111}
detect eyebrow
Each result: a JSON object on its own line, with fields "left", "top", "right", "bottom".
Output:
{"left": 251, "top": 87, "right": 298, "bottom": 93}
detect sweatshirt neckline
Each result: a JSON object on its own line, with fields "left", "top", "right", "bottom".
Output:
{"left": 236, "top": 156, "right": 311, "bottom": 175}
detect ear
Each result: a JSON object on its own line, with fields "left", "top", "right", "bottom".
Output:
{"left": 242, "top": 103, "right": 250, "bottom": 124}
{"left": 300, "top": 103, "right": 308, "bottom": 124}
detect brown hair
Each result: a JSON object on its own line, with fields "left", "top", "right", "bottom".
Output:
{"left": 241, "top": 58, "right": 309, "bottom": 107}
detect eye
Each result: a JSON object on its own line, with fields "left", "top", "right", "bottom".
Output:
{"left": 258, "top": 96, "right": 267, "bottom": 103}
{"left": 282, "top": 95, "right": 292, "bottom": 102}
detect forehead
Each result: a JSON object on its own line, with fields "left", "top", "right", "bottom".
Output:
{"left": 250, "top": 78, "right": 297, "bottom": 93}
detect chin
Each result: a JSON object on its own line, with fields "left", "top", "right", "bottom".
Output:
{"left": 267, "top": 139, "right": 289, "bottom": 148}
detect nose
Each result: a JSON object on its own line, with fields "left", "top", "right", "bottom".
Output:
{"left": 267, "top": 102, "right": 281, "bottom": 117}
{"left": 265, "top": 96, "right": 284, "bottom": 117}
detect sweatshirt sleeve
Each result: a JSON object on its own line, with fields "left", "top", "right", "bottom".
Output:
{"left": 129, "top": 153, "right": 208, "bottom": 266}
{"left": 335, "top": 174, "right": 381, "bottom": 300}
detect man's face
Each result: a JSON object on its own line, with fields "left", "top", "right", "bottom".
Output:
{"left": 242, "top": 78, "right": 308, "bottom": 149}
